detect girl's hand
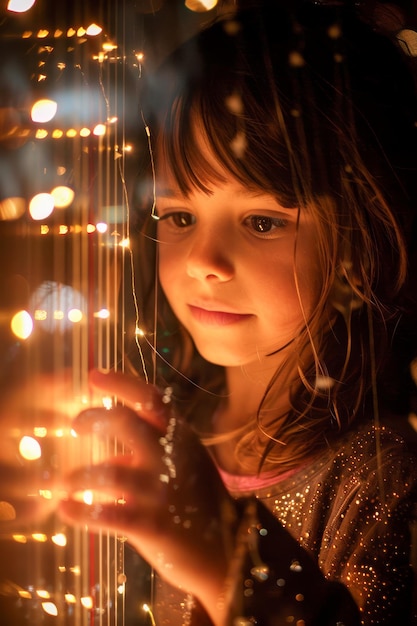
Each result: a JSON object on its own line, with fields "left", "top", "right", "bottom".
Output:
{"left": 58, "top": 370, "right": 237, "bottom": 624}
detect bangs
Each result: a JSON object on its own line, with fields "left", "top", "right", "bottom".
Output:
{"left": 155, "top": 83, "right": 308, "bottom": 208}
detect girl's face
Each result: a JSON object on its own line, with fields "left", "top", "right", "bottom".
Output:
{"left": 156, "top": 146, "right": 322, "bottom": 370}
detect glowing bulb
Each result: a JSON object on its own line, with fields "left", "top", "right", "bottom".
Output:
{"left": 143, "top": 603, "right": 157, "bottom": 626}
{"left": 86, "top": 23, "right": 102, "bottom": 36}
{"left": 96, "top": 222, "right": 108, "bottom": 233}
{"left": 77, "top": 27, "right": 86, "bottom": 37}
{"left": 95, "top": 308, "right": 110, "bottom": 319}
{"left": 13, "top": 534, "right": 27, "bottom": 544}
{"left": 102, "top": 396, "right": 113, "bottom": 410}
{"left": 80, "top": 127, "right": 91, "bottom": 137}
{"left": 52, "top": 533, "right": 67, "bottom": 547}
{"left": 19, "top": 436, "right": 41, "bottom": 460}
{"left": 39, "top": 489, "right": 52, "bottom": 499}
{"left": 31, "top": 99, "right": 57, "bottom": 123}
{"left": 81, "top": 596, "right": 93, "bottom": 609}
{"left": 52, "top": 129, "right": 64, "bottom": 138}
{"left": 68, "top": 308, "right": 83, "bottom": 323}
{"left": 93, "top": 123, "right": 106, "bottom": 136}
{"left": 86, "top": 223, "right": 96, "bottom": 233}
{"left": 51, "top": 185, "right": 74, "bottom": 208}
{"left": 35, "top": 129, "right": 48, "bottom": 139}
{"left": 29, "top": 193, "right": 54, "bottom": 220}
{"left": 119, "top": 237, "right": 130, "bottom": 248}
{"left": 7, "top": 0, "right": 36, "bottom": 13}
{"left": 42, "top": 602, "right": 58, "bottom": 616}
{"left": 18, "top": 590, "right": 31, "bottom": 599}
{"left": 32, "top": 533, "right": 47, "bottom": 542}
{"left": 185, "top": 0, "right": 218, "bottom": 11}
{"left": 65, "top": 594, "right": 76, "bottom": 603}
{"left": 37, "top": 589, "right": 50, "bottom": 598}
{"left": 33, "top": 426, "right": 47, "bottom": 437}
{"left": 83, "top": 490, "right": 94, "bottom": 505}
{"left": 11, "top": 310, "right": 33, "bottom": 339}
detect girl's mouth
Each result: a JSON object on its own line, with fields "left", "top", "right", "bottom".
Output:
{"left": 188, "top": 305, "right": 253, "bottom": 326}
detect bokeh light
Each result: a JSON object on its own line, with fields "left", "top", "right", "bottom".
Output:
{"left": 31, "top": 99, "right": 58, "bottom": 123}
{"left": 19, "top": 436, "right": 42, "bottom": 461}
{"left": 29, "top": 193, "right": 55, "bottom": 220}
{"left": 11, "top": 310, "right": 34, "bottom": 339}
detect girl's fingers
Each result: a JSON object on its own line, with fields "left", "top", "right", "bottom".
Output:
{"left": 62, "top": 462, "right": 162, "bottom": 507}
{"left": 58, "top": 498, "right": 162, "bottom": 538}
{"left": 89, "top": 370, "right": 168, "bottom": 431}
{"left": 72, "top": 406, "right": 163, "bottom": 462}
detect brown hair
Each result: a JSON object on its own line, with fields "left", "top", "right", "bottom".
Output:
{"left": 133, "top": 1, "right": 417, "bottom": 472}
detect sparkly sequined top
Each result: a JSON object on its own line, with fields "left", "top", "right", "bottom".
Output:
{"left": 154, "top": 424, "right": 417, "bottom": 625}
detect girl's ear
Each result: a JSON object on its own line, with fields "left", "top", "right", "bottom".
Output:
{"left": 329, "top": 257, "right": 364, "bottom": 320}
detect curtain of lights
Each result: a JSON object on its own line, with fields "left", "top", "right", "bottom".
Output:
{"left": 0, "top": 1, "right": 223, "bottom": 625}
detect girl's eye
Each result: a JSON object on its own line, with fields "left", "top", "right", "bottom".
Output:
{"left": 245, "top": 215, "right": 288, "bottom": 235}
{"left": 160, "top": 212, "right": 196, "bottom": 228}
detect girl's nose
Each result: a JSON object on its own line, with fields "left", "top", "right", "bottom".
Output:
{"left": 186, "top": 233, "right": 235, "bottom": 282}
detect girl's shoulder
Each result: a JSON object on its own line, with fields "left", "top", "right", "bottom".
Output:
{"left": 260, "top": 420, "right": 417, "bottom": 504}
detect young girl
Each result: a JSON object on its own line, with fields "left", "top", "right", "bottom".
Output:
{"left": 15, "top": 1, "right": 417, "bottom": 625}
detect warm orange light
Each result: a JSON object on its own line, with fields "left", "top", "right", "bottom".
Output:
{"left": 81, "top": 596, "right": 93, "bottom": 609}
{"left": 93, "top": 123, "right": 106, "bottom": 136}
{"left": 51, "top": 185, "right": 74, "bottom": 208}
{"left": 7, "top": 0, "right": 36, "bottom": 13}
{"left": 0, "top": 197, "right": 26, "bottom": 220}
{"left": 52, "top": 533, "right": 67, "bottom": 547}
{"left": 185, "top": 0, "right": 218, "bottom": 11}
{"left": 19, "top": 436, "right": 41, "bottom": 460}
{"left": 31, "top": 99, "right": 57, "bottom": 123}
{"left": 11, "top": 310, "right": 33, "bottom": 339}
{"left": 86, "top": 23, "right": 102, "bottom": 36}
{"left": 68, "top": 309, "right": 83, "bottom": 323}
{"left": 96, "top": 222, "right": 108, "bottom": 233}
{"left": 29, "top": 193, "right": 54, "bottom": 220}
{"left": 42, "top": 602, "right": 58, "bottom": 616}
